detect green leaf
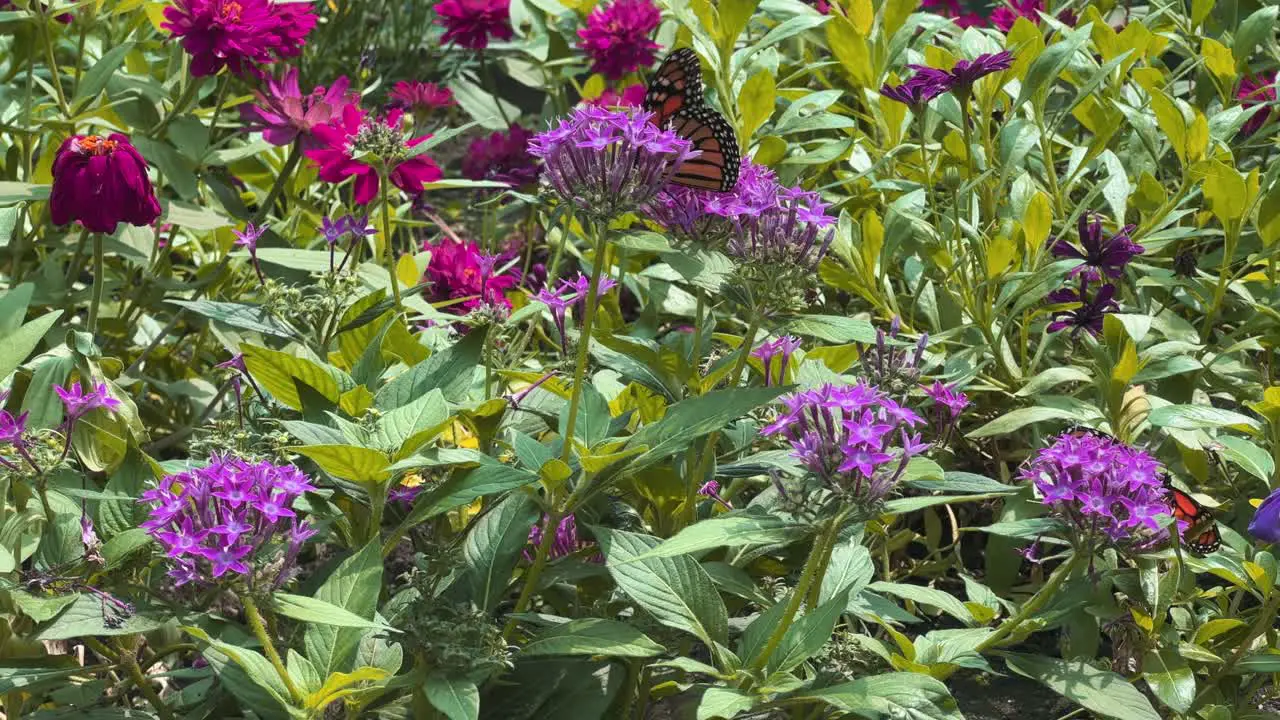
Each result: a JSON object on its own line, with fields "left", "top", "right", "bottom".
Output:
{"left": 11, "top": 591, "right": 77, "bottom": 623}
{"left": 773, "top": 589, "right": 850, "bottom": 672}
{"left": 868, "top": 582, "right": 975, "bottom": 625}
{"left": 1142, "top": 649, "right": 1194, "bottom": 713}
{"left": 1015, "top": 24, "right": 1092, "bottom": 108}
{"left": 101, "top": 527, "right": 153, "bottom": 569}
{"left": 522, "top": 618, "right": 665, "bottom": 658}
{"left": 1216, "top": 436, "right": 1275, "bottom": 482}
{"left": 627, "top": 510, "right": 808, "bottom": 560}
{"left": 0, "top": 182, "right": 50, "bottom": 204}
{"left": 36, "top": 595, "right": 166, "bottom": 640}
{"left": 0, "top": 666, "right": 88, "bottom": 695}
{"left": 272, "top": 593, "right": 393, "bottom": 630}
{"left": 967, "top": 406, "right": 1080, "bottom": 438}
{"left": 423, "top": 673, "right": 479, "bottom": 720}
{"left": 596, "top": 527, "right": 728, "bottom": 648}
{"left": 626, "top": 386, "right": 786, "bottom": 470}
{"left": 303, "top": 542, "right": 383, "bottom": 676}
{"left": 464, "top": 493, "right": 538, "bottom": 612}
{"left": 781, "top": 314, "right": 879, "bottom": 343}
{"left": 1147, "top": 404, "right": 1261, "bottom": 432}
{"left": 793, "top": 672, "right": 962, "bottom": 718}
{"left": 73, "top": 42, "right": 133, "bottom": 105}
{"left": 293, "top": 445, "right": 391, "bottom": 484}
{"left": 371, "top": 388, "right": 450, "bottom": 456}
{"left": 1003, "top": 652, "right": 1161, "bottom": 720}
{"left": 448, "top": 78, "right": 518, "bottom": 131}
{"left": 1015, "top": 367, "right": 1092, "bottom": 397}
{"left": 242, "top": 344, "right": 353, "bottom": 410}
{"left": 819, "top": 539, "right": 874, "bottom": 604}
{"left": 168, "top": 299, "right": 297, "bottom": 338}
{"left": 0, "top": 309, "right": 61, "bottom": 383}
{"left": 375, "top": 328, "right": 486, "bottom": 409}
{"left": 407, "top": 461, "right": 539, "bottom": 522}
{"left": 696, "top": 687, "right": 755, "bottom": 720}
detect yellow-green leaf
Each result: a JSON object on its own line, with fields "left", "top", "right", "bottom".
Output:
{"left": 242, "top": 344, "right": 345, "bottom": 410}
{"left": 294, "top": 445, "right": 391, "bottom": 484}
{"left": 1023, "top": 191, "right": 1052, "bottom": 250}
{"left": 738, "top": 71, "right": 776, "bottom": 143}
{"left": 1200, "top": 38, "right": 1236, "bottom": 95}
{"left": 1259, "top": 183, "right": 1280, "bottom": 247}
{"left": 986, "top": 236, "right": 1017, "bottom": 278}
{"left": 305, "top": 666, "right": 390, "bottom": 711}
{"left": 1201, "top": 161, "right": 1248, "bottom": 226}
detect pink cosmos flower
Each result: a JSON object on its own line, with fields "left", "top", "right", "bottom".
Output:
{"left": 586, "top": 83, "right": 646, "bottom": 108}
{"left": 423, "top": 238, "right": 519, "bottom": 313}
{"left": 240, "top": 67, "right": 356, "bottom": 149}
{"left": 50, "top": 135, "right": 161, "bottom": 234}
{"left": 162, "top": 0, "right": 318, "bottom": 77}
{"left": 1238, "top": 72, "right": 1276, "bottom": 138}
{"left": 433, "top": 0, "right": 513, "bottom": 50}
{"left": 389, "top": 81, "right": 455, "bottom": 113}
{"left": 577, "top": 0, "right": 662, "bottom": 80}
{"left": 305, "top": 105, "right": 443, "bottom": 205}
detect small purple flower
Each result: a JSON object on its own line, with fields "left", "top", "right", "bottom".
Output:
{"left": 923, "top": 381, "right": 970, "bottom": 418}
{"left": 528, "top": 106, "right": 698, "bottom": 220}
{"left": 645, "top": 161, "right": 780, "bottom": 249}
{"left": 1047, "top": 280, "right": 1119, "bottom": 336}
{"left": 216, "top": 354, "right": 247, "bottom": 374}
{"left": 254, "top": 493, "right": 296, "bottom": 522}
{"left": 347, "top": 215, "right": 376, "bottom": 238}
{"left": 698, "top": 480, "right": 732, "bottom": 509}
{"left": 200, "top": 544, "right": 253, "bottom": 577}
{"left": 0, "top": 409, "right": 29, "bottom": 446}
{"left": 55, "top": 382, "right": 120, "bottom": 421}
{"left": 322, "top": 216, "right": 349, "bottom": 246}
{"left": 80, "top": 514, "right": 101, "bottom": 554}
{"left": 233, "top": 222, "right": 268, "bottom": 252}
{"left": 1249, "top": 488, "right": 1280, "bottom": 543}
{"left": 880, "top": 75, "right": 947, "bottom": 111}
{"left": 535, "top": 273, "right": 619, "bottom": 354}
{"left": 1049, "top": 214, "right": 1144, "bottom": 281}
{"left": 726, "top": 184, "right": 835, "bottom": 271}
{"left": 525, "top": 514, "right": 602, "bottom": 562}
{"left": 752, "top": 336, "right": 801, "bottom": 386}
{"left": 1021, "top": 432, "right": 1177, "bottom": 551}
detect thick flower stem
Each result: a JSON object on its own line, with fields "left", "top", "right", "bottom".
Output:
{"left": 378, "top": 166, "right": 403, "bottom": 312}
{"left": 558, "top": 221, "right": 610, "bottom": 465}
{"left": 938, "top": 551, "right": 1088, "bottom": 681}
{"left": 502, "top": 508, "right": 564, "bottom": 641}
{"left": 37, "top": 15, "right": 70, "bottom": 117}
{"left": 917, "top": 109, "right": 933, "bottom": 221}
{"left": 121, "top": 644, "right": 176, "bottom": 720}
{"left": 88, "top": 233, "right": 105, "bottom": 337}
{"left": 242, "top": 596, "right": 304, "bottom": 706}
{"left": 1201, "top": 221, "right": 1241, "bottom": 341}
{"left": 745, "top": 514, "right": 845, "bottom": 678}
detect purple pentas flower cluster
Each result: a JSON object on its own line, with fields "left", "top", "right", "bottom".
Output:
{"left": 752, "top": 336, "right": 801, "bottom": 386}
{"left": 725, "top": 183, "right": 835, "bottom": 271}
{"left": 525, "top": 514, "right": 601, "bottom": 562}
{"left": 140, "top": 456, "right": 317, "bottom": 588}
{"left": 922, "top": 381, "right": 969, "bottom": 442}
{"left": 535, "top": 272, "right": 618, "bottom": 354}
{"left": 528, "top": 106, "right": 697, "bottom": 220}
{"left": 645, "top": 161, "right": 783, "bottom": 249}
{"left": 761, "top": 382, "right": 927, "bottom": 511}
{"left": 1021, "top": 432, "right": 1176, "bottom": 549}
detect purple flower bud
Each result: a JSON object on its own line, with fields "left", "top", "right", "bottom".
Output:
{"left": 1249, "top": 488, "right": 1280, "bottom": 544}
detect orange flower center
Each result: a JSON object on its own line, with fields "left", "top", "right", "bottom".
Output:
{"left": 76, "top": 135, "right": 118, "bottom": 156}
{"left": 216, "top": 1, "right": 243, "bottom": 21}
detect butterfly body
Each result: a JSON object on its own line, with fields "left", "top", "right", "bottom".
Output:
{"left": 643, "top": 49, "right": 741, "bottom": 192}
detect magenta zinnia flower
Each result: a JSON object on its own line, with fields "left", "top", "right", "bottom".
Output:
{"left": 462, "top": 125, "right": 538, "bottom": 187}
{"left": 162, "top": 0, "right": 318, "bottom": 77}
{"left": 586, "top": 83, "right": 647, "bottom": 108}
{"left": 423, "top": 238, "right": 520, "bottom": 313}
{"left": 50, "top": 134, "right": 161, "bottom": 234}
{"left": 389, "top": 80, "right": 455, "bottom": 113}
{"left": 240, "top": 68, "right": 355, "bottom": 149}
{"left": 1238, "top": 72, "right": 1276, "bottom": 138}
{"left": 306, "top": 105, "right": 443, "bottom": 205}
{"left": 921, "top": 0, "right": 985, "bottom": 26}
{"left": 576, "top": 0, "right": 662, "bottom": 80}
{"left": 433, "top": 0, "right": 512, "bottom": 49}
{"left": 991, "top": 0, "right": 1075, "bottom": 31}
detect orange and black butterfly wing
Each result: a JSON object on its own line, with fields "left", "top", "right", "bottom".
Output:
{"left": 665, "top": 105, "right": 741, "bottom": 192}
{"left": 1165, "top": 479, "right": 1221, "bottom": 555}
{"left": 644, "top": 48, "right": 704, "bottom": 127}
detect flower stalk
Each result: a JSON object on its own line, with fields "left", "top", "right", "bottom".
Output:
{"left": 242, "top": 596, "right": 304, "bottom": 705}
{"left": 88, "top": 233, "right": 104, "bottom": 336}
{"left": 378, "top": 164, "right": 403, "bottom": 311}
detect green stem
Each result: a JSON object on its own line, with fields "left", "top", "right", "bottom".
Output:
{"left": 1200, "top": 222, "right": 1241, "bottom": 341}
{"left": 379, "top": 166, "right": 402, "bottom": 311}
{"left": 367, "top": 482, "right": 387, "bottom": 545}
{"left": 121, "top": 645, "right": 176, "bottom": 720}
{"left": 88, "top": 233, "right": 104, "bottom": 337}
{"left": 152, "top": 75, "right": 202, "bottom": 139}
{"left": 38, "top": 13, "right": 70, "bottom": 117}
{"left": 745, "top": 514, "right": 844, "bottom": 676}
{"left": 917, "top": 109, "right": 933, "bottom": 221}
{"left": 502, "top": 508, "right": 563, "bottom": 641}
{"left": 727, "top": 313, "right": 761, "bottom": 388}
{"left": 938, "top": 551, "right": 1087, "bottom": 680}
{"left": 200, "top": 74, "right": 232, "bottom": 162}
{"left": 558, "top": 221, "right": 610, "bottom": 465}
{"left": 251, "top": 141, "right": 303, "bottom": 225}
{"left": 243, "top": 596, "right": 304, "bottom": 705}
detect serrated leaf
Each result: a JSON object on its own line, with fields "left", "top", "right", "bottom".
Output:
{"left": 293, "top": 445, "right": 391, "bottom": 484}
{"left": 522, "top": 618, "right": 665, "bottom": 658}
{"left": 1004, "top": 652, "right": 1161, "bottom": 720}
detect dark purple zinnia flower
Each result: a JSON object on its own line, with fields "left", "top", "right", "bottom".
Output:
{"left": 1250, "top": 488, "right": 1280, "bottom": 543}
{"left": 433, "top": 0, "right": 512, "bottom": 50}
{"left": 911, "top": 51, "right": 1014, "bottom": 94}
{"left": 1047, "top": 280, "right": 1119, "bottom": 336}
{"left": 576, "top": 0, "right": 662, "bottom": 80}
{"left": 1238, "top": 72, "right": 1276, "bottom": 138}
{"left": 240, "top": 68, "right": 355, "bottom": 149}
{"left": 462, "top": 125, "right": 539, "bottom": 187}
{"left": 1022, "top": 432, "right": 1177, "bottom": 549}
{"left": 389, "top": 81, "right": 455, "bottom": 114}
{"left": 528, "top": 106, "right": 697, "bottom": 219}
{"left": 880, "top": 75, "right": 948, "bottom": 111}
{"left": 162, "top": 0, "right": 318, "bottom": 77}
{"left": 1049, "top": 213, "right": 1144, "bottom": 280}
{"left": 50, "top": 134, "right": 161, "bottom": 234}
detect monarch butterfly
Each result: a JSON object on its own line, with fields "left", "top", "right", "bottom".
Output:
{"left": 1062, "top": 425, "right": 1222, "bottom": 555}
{"left": 643, "top": 49, "right": 741, "bottom": 193}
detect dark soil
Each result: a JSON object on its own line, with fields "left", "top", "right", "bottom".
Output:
{"left": 950, "top": 671, "right": 1089, "bottom": 719}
